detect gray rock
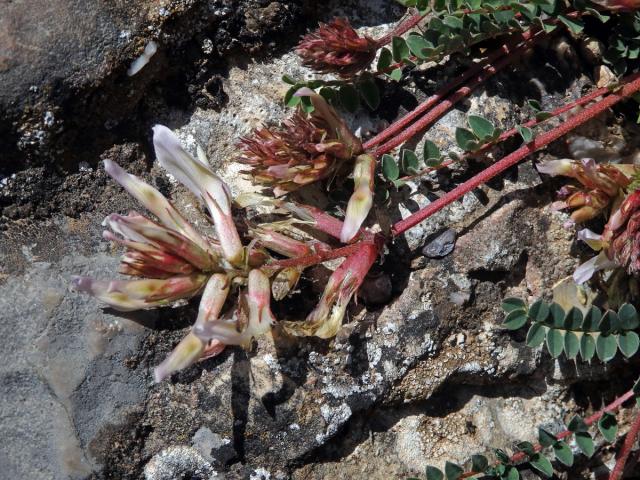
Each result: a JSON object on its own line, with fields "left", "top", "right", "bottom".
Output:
{"left": 422, "top": 229, "right": 457, "bottom": 258}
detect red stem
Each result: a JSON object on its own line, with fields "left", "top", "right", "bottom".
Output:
{"left": 267, "top": 242, "right": 369, "bottom": 269}
{"left": 459, "top": 388, "right": 636, "bottom": 478}
{"left": 391, "top": 74, "right": 640, "bottom": 237}
{"left": 363, "top": 32, "right": 532, "bottom": 151}
{"left": 376, "top": 10, "right": 426, "bottom": 47}
{"left": 398, "top": 82, "right": 618, "bottom": 182}
{"left": 372, "top": 30, "right": 540, "bottom": 157}
{"left": 609, "top": 411, "right": 640, "bottom": 480}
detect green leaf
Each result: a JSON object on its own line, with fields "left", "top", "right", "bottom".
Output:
{"left": 582, "top": 306, "right": 602, "bottom": 331}
{"left": 338, "top": 84, "right": 360, "bottom": 113}
{"left": 535, "top": 111, "right": 553, "bottom": 121}
{"left": 502, "top": 297, "right": 526, "bottom": 313}
{"left": 580, "top": 333, "right": 596, "bottom": 361}
{"left": 618, "top": 303, "right": 640, "bottom": 329}
{"left": 504, "top": 309, "right": 528, "bottom": 330}
{"left": 528, "top": 99, "right": 543, "bottom": 111}
{"left": 599, "top": 310, "right": 620, "bottom": 334}
{"left": 300, "top": 95, "right": 314, "bottom": 113}
{"left": 405, "top": 33, "right": 431, "bottom": 59}
{"left": 284, "top": 85, "right": 302, "bottom": 107}
{"left": 401, "top": 149, "right": 421, "bottom": 174}
{"left": 516, "top": 441, "right": 535, "bottom": 455}
{"left": 468, "top": 115, "right": 495, "bottom": 141}
{"left": 392, "top": 36, "right": 410, "bottom": 62}
{"left": 319, "top": 87, "right": 337, "bottom": 103}
{"left": 505, "top": 467, "right": 519, "bottom": 480}
{"left": 575, "top": 432, "right": 595, "bottom": 457}
{"left": 530, "top": 453, "right": 553, "bottom": 477}
{"left": 553, "top": 441, "right": 574, "bottom": 466}
{"left": 358, "top": 79, "right": 380, "bottom": 110}
{"left": 538, "top": 427, "right": 556, "bottom": 447}
{"left": 617, "top": 331, "right": 639, "bottom": 358}
{"left": 443, "top": 15, "right": 464, "bottom": 29}
{"left": 516, "top": 125, "right": 533, "bottom": 143}
{"left": 377, "top": 47, "right": 393, "bottom": 71}
{"left": 382, "top": 154, "right": 400, "bottom": 181}
{"left": 564, "top": 307, "right": 583, "bottom": 330}
{"left": 281, "top": 74, "right": 297, "bottom": 85}
{"left": 526, "top": 323, "right": 547, "bottom": 348}
{"left": 444, "top": 461, "right": 463, "bottom": 480}
{"left": 564, "top": 331, "right": 580, "bottom": 359}
{"left": 424, "top": 140, "right": 442, "bottom": 163}
{"left": 455, "top": 127, "right": 479, "bottom": 151}
{"left": 529, "top": 299, "right": 550, "bottom": 322}
{"left": 549, "top": 303, "right": 565, "bottom": 328}
{"left": 546, "top": 329, "right": 564, "bottom": 358}
{"left": 471, "top": 454, "right": 488, "bottom": 472}
{"left": 598, "top": 412, "right": 618, "bottom": 443}
{"left": 426, "top": 466, "right": 444, "bottom": 480}
{"left": 568, "top": 415, "right": 588, "bottom": 433}
{"left": 389, "top": 68, "right": 403, "bottom": 81}
{"left": 558, "top": 14, "right": 584, "bottom": 34}
{"left": 495, "top": 449, "right": 510, "bottom": 464}
{"left": 596, "top": 334, "right": 617, "bottom": 362}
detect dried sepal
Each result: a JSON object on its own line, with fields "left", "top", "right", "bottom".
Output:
{"left": 296, "top": 18, "right": 379, "bottom": 78}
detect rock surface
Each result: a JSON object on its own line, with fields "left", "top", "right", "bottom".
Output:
{"left": 1, "top": 1, "right": 637, "bottom": 480}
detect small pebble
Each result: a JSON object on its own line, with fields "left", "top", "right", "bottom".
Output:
{"left": 422, "top": 229, "right": 456, "bottom": 258}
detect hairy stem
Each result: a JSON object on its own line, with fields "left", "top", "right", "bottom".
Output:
{"left": 376, "top": 9, "right": 426, "bottom": 46}
{"left": 372, "top": 30, "right": 541, "bottom": 157}
{"left": 363, "top": 34, "right": 519, "bottom": 150}
{"left": 609, "top": 411, "right": 640, "bottom": 480}
{"left": 391, "top": 74, "right": 640, "bottom": 237}
{"left": 398, "top": 80, "right": 631, "bottom": 182}
{"left": 459, "top": 388, "right": 636, "bottom": 478}
{"left": 267, "top": 242, "right": 372, "bottom": 269}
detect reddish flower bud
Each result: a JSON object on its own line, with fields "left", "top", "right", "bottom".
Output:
{"left": 296, "top": 18, "right": 379, "bottom": 78}
{"left": 238, "top": 92, "right": 362, "bottom": 195}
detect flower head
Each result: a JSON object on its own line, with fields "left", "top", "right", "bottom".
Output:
{"left": 537, "top": 158, "right": 634, "bottom": 223}
{"left": 238, "top": 89, "right": 362, "bottom": 196}
{"left": 72, "top": 126, "right": 320, "bottom": 381}
{"left": 296, "top": 18, "right": 379, "bottom": 78}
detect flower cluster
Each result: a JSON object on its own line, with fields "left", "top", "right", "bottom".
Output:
{"left": 239, "top": 88, "right": 374, "bottom": 243}
{"left": 536, "top": 158, "right": 634, "bottom": 224}
{"left": 73, "top": 126, "right": 380, "bottom": 381}
{"left": 296, "top": 18, "right": 379, "bottom": 78}
{"left": 575, "top": 190, "right": 640, "bottom": 283}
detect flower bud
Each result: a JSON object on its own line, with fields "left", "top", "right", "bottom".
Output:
{"left": 296, "top": 18, "right": 379, "bottom": 78}
{"left": 341, "top": 154, "right": 375, "bottom": 243}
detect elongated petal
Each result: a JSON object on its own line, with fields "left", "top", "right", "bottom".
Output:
{"left": 294, "top": 88, "right": 362, "bottom": 156}
{"left": 536, "top": 159, "right": 574, "bottom": 177}
{"left": 340, "top": 154, "right": 375, "bottom": 243}
{"left": 103, "top": 160, "right": 212, "bottom": 253}
{"left": 573, "top": 251, "right": 617, "bottom": 284}
{"left": 152, "top": 125, "right": 244, "bottom": 265}
{"left": 104, "top": 213, "right": 217, "bottom": 272}
{"left": 194, "top": 270, "right": 275, "bottom": 347}
{"left": 577, "top": 229, "right": 605, "bottom": 251}
{"left": 71, "top": 274, "right": 207, "bottom": 311}
{"left": 154, "top": 332, "right": 206, "bottom": 382}
{"left": 250, "top": 227, "right": 312, "bottom": 258}
{"left": 192, "top": 274, "right": 230, "bottom": 334}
